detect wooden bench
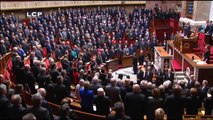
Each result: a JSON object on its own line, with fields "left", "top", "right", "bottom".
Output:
{"left": 48, "top": 101, "right": 106, "bottom": 120}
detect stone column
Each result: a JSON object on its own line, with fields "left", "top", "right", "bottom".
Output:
{"left": 193, "top": 1, "right": 211, "bottom": 21}
{"left": 209, "top": 1, "right": 213, "bottom": 21}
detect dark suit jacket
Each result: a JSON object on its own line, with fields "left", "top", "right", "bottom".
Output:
{"left": 187, "top": 79, "right": 195, "bottom": 89}
{"left": 155, "top": 71, "right": 164, "bottom": 86}
{"left": 144, "top": 71, "right": 153, "bottom": 82}
{"left": 146, "top": 97, "right": 164, "bottom": 120}
{"left": 208, "top": 24, "right": 213, "bottom": 35}
{"left": 204, "top": 97, "right": 213, "bottom": 115}
{"left": 137, "top": 70, "right": 144, "bottom": 82}
{"left": 25, "top": 106, "right": 51, "bottom": 120}
{"left": 204, "top": 50, "right": 210, "bottom": 64}
{"left": 107, "top": 114, "right": 131, "bottom": 120}
{"left": 7, "top": 104, "right": 26, "bottom": 120}
{"left": 0, "top": 95, "right": 11, "bottom": 120}
{"left": 184, "top": 25, "right": 191, "bottom": 38}
{"left": 125, "top": 92, "right": 146, "bottom": 120}
{"left": 55, "top": 84, "right": 69, "bottom": 104}
{"left": 94, "top": 95, "right": 111, "bottom": 115}
{"left": 165, "top": 72, "right": 174, "bottom": 85}
{"left": 89, "top": 83, "right": 102, "bottom": 95}
{"left": 165, "top": 94, "right": 186, "bottom": 120}
{"left": 41, "top": 99, "right": 54, "bottom": 120}
{"left": 105, "top": 85, "right": 121, "bottom": 106}
{"left": 186, "top": 96, "right": 201, "bottom": 115}
{"left": 24, "top": 70, "right": 37, "bottom": 94}
{"left": 132, "top": 57, "right": 138, "bottom": 74}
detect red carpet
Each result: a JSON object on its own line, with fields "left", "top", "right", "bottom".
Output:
{"left": 171, "top": 59, "right": 181, "bottom": 71}
{"left": 211, "top": 46, "right": 213, "bottom": 54}
{"left": 210, "top": 46, "right": 213, "bottom": 64}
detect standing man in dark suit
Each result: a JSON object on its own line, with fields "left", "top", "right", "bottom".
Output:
{"left": 37, "top": 88, "right": 54, "bottom": 120}
{"left": 138, "top": 50, "right": 145, "bottom": 65}
{"left": 145, "top": 66, "right": 153, "bottom": 82}
{"left": 204, "top": 20, "right": 211, "bottom": 33}
{"left": 132, "top": 53, "right": 138, "bottom": 74}
{"left": 204, "top": 87, "right": 213, "bottom": 115}
{"left": 155, "top": 68, "right": 164, "bottom": 86}
{"left": 54, "top": 76, "right": 69, "bottom": 104}
{"left": 146, "top": 88, "right": 164, "bottom": 120}
{"left": 105, "top": 78, "right": 121, "bottom": 107}
{"left": 187, "top": 75, "right": 195, "bottom": 89}
{"left": 203, "top": 44, "right": 210, "bottom": 64}
{"left": 184, "top": 22, "right": 191, "bottom": 38}
{"left": 94, "top": 88, "right": 111, "bottom": 116}
{"left": 124, "top": 84, "right": 146, "bottom": 120}
{"left": 7, "top": 94, "right": 26, "bottom": 120}
{"left": 165, "top": 68, "right": 174, "bottom": 85}
{"left": 24, "top": 64, "right": 37, "bottom": 94}
{"left": 89, "top": 77, "right": 102, "bottom": 95}
{"left": 207, "top": 21, "right": 213, "bottom": 45}
{"left": 186, "top": 88, "right": 201, "bottom": 115}
{"left": 24, "top": 93, "right": 51, "bottom": 120}
{"left": 107, "top": 102, "right": 131, "bottom": 120}
{"left": 137, "top": 67, "right": 144, "bottom": 84}
{"left": 165, "top": 85, "right": 186, "bottom": 120}
{"left": 0, "top": 84, "right": 11, "bottom": 120}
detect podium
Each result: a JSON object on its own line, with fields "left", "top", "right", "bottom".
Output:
{"left": 154, "top": 46, "right": 172, "bottom": 72}
{"left": 174, "top": 34, "right": 198, "bottom": 53}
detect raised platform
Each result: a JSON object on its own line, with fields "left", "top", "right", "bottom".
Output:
{"left": 168, "top": 40, "right": 213, "bottom": 86}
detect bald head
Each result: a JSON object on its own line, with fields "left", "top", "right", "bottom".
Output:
{"left": 11, "top": 94, "right": 22, "bottom": 105}
{"left": 97, "top": 88, "right": 105, "bottom": 96}
{"left": 92, "top": 77, "right": 99, "bottom": 84}
{"left": 37, "top": 88, "right": 46, "bottom": 98}
{"left": 155, "top": 108, "right": 165, "bottom": 120}
{"left": 110, "top": 78, "right": 117, "bottom": 86}
{"left": 133, "top": 84, "right": 141, "bottom": 93}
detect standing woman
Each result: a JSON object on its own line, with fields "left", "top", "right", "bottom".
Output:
{"left": 203, "top": 44, "right": 210, "bottom": 64}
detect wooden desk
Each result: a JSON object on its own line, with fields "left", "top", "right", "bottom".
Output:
{"left": 106, "top": 58, "right": 119, "bottom": 72}
{"left": 122, "top": 56, "right": 133, "bottom": 68}
{"left": 106, "top": 55, "right": 134, "bottom": 72}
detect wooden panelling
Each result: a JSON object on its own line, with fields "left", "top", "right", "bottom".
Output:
{"left": 1, "top": 1, "right": 146, "bottom": 10}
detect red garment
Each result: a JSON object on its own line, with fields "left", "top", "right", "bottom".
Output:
{"left": 73, "top": 71, "right": 79, "bottom": 85}
{"left": 3, "top": 69, "right": 10, "bottom": 81}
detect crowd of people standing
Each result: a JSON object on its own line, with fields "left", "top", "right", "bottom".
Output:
{"left": 0, "top": 6, "right": 212, "bottom": 120}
